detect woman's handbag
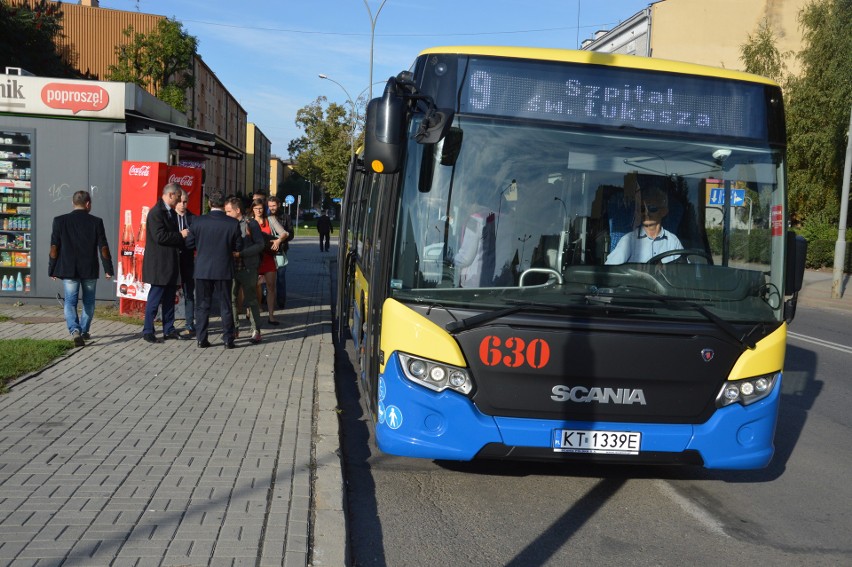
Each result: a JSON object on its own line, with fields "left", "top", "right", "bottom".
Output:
{"left": 274, "top": 252, "right": 288, "bottom": 268}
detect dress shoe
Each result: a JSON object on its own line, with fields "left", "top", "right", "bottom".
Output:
{"left": 267, "top": 318, "right": 280, "bottom": 326}
{"left": 223, "top": 341, "right": 235, "bottom": 349}
{"left": 143, "top": 333, "right": 162, "bottom": 344}
{"left": 197, "top": 339, "right": 211, "bottom": 348}
{"left": 164, "top": 330, "right": 188, "bottom": 340}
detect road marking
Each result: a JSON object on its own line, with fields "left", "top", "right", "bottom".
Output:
{"left": 654, "top": 480, "right": 729, "bottom": 538}
{"left": 787, "top": 332, "right": 852, "bottom": 355}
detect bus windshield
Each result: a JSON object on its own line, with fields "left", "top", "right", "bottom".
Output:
{"left": 390, "top": 115, "right": 787, "bottom": 323}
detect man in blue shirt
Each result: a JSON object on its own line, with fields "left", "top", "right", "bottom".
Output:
{"left": 605, "top": 188, "right": 683, "bottom": 264}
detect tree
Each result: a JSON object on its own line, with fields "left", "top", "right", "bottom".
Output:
{"left": 289, "top": 96, "right": 355, "bottom": 199}
{"left": 739, "top": 18, "right": 790, "bottom": 82}
{"left": 0, "top": 0, "right": 82, "bottom": 78}
{"left": 106, "top": 18, "right": 197, "bottom": 113}
{"left": 785, "top": 0, "right": 852, "bottom": 225}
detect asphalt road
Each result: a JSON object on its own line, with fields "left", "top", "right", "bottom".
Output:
{"left": 338, "top": 306, "right": 852, "bottom": 567}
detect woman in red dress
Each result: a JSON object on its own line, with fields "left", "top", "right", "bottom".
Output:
{"left": 251, "top": 199, "right": 287, "bottom": 325}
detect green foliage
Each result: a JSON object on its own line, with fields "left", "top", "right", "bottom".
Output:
{"left": 106, "top": 19, "right": 197, "bottom": 113}
{"left": 0, "top": 339, "right": 72, "bottom": 393}
{"left": 739, "top": 19, "right": 791, "bottom": 81}
{"left": 289, "top": 96, "right": 355, "bottom": 199}
{"left": 0, "top": 0, "right": 83, "bottom": 78}
{"left": 785, "top": 0, "right": 852, "bottom": 226}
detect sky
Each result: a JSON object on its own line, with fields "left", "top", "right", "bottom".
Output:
{"left": 107, "top": 0, "right": 653, "bottom": 157}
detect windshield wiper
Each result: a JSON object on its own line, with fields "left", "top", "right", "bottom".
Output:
{"left": 594, "top": 294, "right": 757, "bottom": 350}
{"left": 445, "top": 300, "right": 651, "bottom": 334}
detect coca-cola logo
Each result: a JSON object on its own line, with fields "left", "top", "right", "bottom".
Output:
{"left": 128, "top": 165, "right": 151, "bottom": 177}
{"left": 168, "top": 174, "right": 195, "bottom": 187}
{"left": 41, "top": 83, "right": 110, "bottom": 114}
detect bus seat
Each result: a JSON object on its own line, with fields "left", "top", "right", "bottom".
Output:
{"left": 608, "top": 199, "right": 636, "bottom": 252}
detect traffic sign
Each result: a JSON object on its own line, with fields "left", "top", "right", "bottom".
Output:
{"left": 708, "top": 188, "right": 746, "bottom": 207}
{"left": 284, "top": 194, "right": 295, "bottom": 205}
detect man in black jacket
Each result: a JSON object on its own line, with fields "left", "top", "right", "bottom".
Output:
{"left": 48, "top": 190, "right": 114, "bottom": 347}
{"left": 175, "top": 189, "right": 196, "bottom": 336}
{"left": 316, "top": 209, "right": 332, "bottom": 252}
{"left": 141, "top": 182, "right": 189, "bottom": 343}
{"left": 225, "top": 196, "right": 264, "bottom": 343}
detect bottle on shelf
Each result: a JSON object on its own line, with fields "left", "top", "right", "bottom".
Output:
{"left": 120, "top": 210, "right": 135, "bottom": 283}
{"left": 134, "top": 206, "right": 149, "bottom": 283}
{"left": 1, "top": 274, "right": 8, "bottom": 291}
{"left": 15, "top": 271, "right": 23, "bottom": 292}
{"left": 24, "top": 274, "right": 30, "bottom": 293}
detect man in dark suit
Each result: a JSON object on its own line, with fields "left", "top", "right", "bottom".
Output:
{"left": 185, "top": 190, "right": 243, "bottom": 349}
{"left": 141, "top": 182, "right": 189, "bottom": 343}
{"left": 48, "top": 190, "right": 114, "bottom": 347}
{"left": 316, "top": 209, "right": 332, "bottom": 252}
{"left": 175, "top": 189, "right": 196, "bottom": 336}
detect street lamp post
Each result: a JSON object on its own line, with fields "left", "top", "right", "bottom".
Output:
{"left": 363, "top": 0, "right": 388, "bottom": 101}
{"left": 318, "top": 74, "right": 356, "bottom": 162}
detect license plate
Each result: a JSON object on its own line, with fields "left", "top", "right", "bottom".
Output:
{"left": 553, "top": 429, "right": 641, "bottom": 455}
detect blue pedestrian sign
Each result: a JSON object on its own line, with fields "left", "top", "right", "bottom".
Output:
{"left": 284, "top": 194, "right": 295, "bottom": 205}
{"left": 708, "top": 188, "right": 746, "bottom": 207}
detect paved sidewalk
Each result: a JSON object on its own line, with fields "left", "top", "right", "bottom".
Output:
{"left": 0, "top": 238, "right": 346, "bottom": 567}
{"left": 795, "top": 268, "right": 852, "bottom": 314}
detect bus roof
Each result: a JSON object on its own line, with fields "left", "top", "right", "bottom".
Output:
{"left": 418, "top": 46, "right": 780, "bottom": 87}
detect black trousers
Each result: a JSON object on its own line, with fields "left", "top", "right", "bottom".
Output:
{"left": 195, "top": 278, "right": 235, "bottom": 344}
{"left": 319, "top": 232, "right": 330, "bottom": 251}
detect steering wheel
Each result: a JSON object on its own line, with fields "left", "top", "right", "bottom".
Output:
{"left": 648, "top": 248, "right": 712, "bottom": 265}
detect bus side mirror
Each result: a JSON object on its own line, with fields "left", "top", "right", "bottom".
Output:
{"left": 364, "top": 86, "right": 407, "bottom": 174}
{"left": 785, "top": 232, "right": 807, "bottom": 294}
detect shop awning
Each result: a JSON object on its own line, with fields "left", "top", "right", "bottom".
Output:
{"left": 125, "top": 111, "right": 243, "bottom": 160}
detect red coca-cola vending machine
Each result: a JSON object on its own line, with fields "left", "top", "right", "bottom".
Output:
{"left": 117, "top": 161, "right": 203, "bottom": 315}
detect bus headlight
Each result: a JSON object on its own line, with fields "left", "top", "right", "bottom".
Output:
{"left": 398, "top": 353, "right": 473, "bottom": 395}
{"left": 715, "top": 372, "right": 779, "bottom": 407}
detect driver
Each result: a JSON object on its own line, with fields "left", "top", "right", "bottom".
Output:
{"left": 605, "top": 188, "right": 683, "bottom": 264}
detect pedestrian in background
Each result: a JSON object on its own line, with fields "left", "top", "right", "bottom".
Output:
{"left": 48, "top": 190, "right": 114, "bottom": 347}
{"left": 224, "top": 197, "right": 264, "bottom": 344}
{"left": 316, "top": 209, "right": 332, "bottom": 252}
{"left": 250, "top": 198, "right": 287, "bottom": 325}
{"left": 175, "top": 189, "right": 196, "bottom": 337}
{"left": 186, "top": 191, "right": 242, "bottom": 349}
{"left": 267, "top": 195, "right": 294, "bottom": 309}
{"left": 141, "top": 182, "right": 189, "bottom": 344}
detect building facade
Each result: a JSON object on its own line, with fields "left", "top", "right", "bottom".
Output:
{"left": 245, "top": 123, "right": 271, "bottom": 197}
{"left": 10, "top": 0, "right": 248, "bottom": 194}
{"left": 582, "top": 0, "right": 808, "bottom": 76}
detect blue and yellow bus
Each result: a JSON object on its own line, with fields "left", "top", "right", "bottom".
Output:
{"left": 337, "top": 46, "right": 806, "bottom": 469}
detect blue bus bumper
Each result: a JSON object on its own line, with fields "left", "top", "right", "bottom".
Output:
{"left": 375, "top": 356, "right": 781, "bottom": 470}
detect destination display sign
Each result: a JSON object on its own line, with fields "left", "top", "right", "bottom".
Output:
{"left": 459, "top": 58, "right": 768, "bottom": 140}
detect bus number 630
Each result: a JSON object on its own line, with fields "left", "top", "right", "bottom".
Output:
{"left": 479, "top": 335, "right": 551, "bottom": 369}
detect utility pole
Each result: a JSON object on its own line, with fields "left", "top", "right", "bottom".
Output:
{"left": 832, "top": 103, "right": 851, "bottom": 299}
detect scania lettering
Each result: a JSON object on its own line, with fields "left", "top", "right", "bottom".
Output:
{"left": 337, "top": 46, "right": 806, "bottom": 469}
{"left": 550, "top": 386, "right": 647, "bottom": 405}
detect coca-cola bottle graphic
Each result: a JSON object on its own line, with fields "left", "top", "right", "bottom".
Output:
{"left": 120, "top": 210, "right": 135, "bottom": 283}
{"left": 134, "top": 206, "right": 149, "bottom": 283}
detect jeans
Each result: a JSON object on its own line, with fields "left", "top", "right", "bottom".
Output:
{"left": 276, "top": 264, "right": 287, "bottom": 307}
{"left": 63, "top": 278, "right": 97, "bottom": 335}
